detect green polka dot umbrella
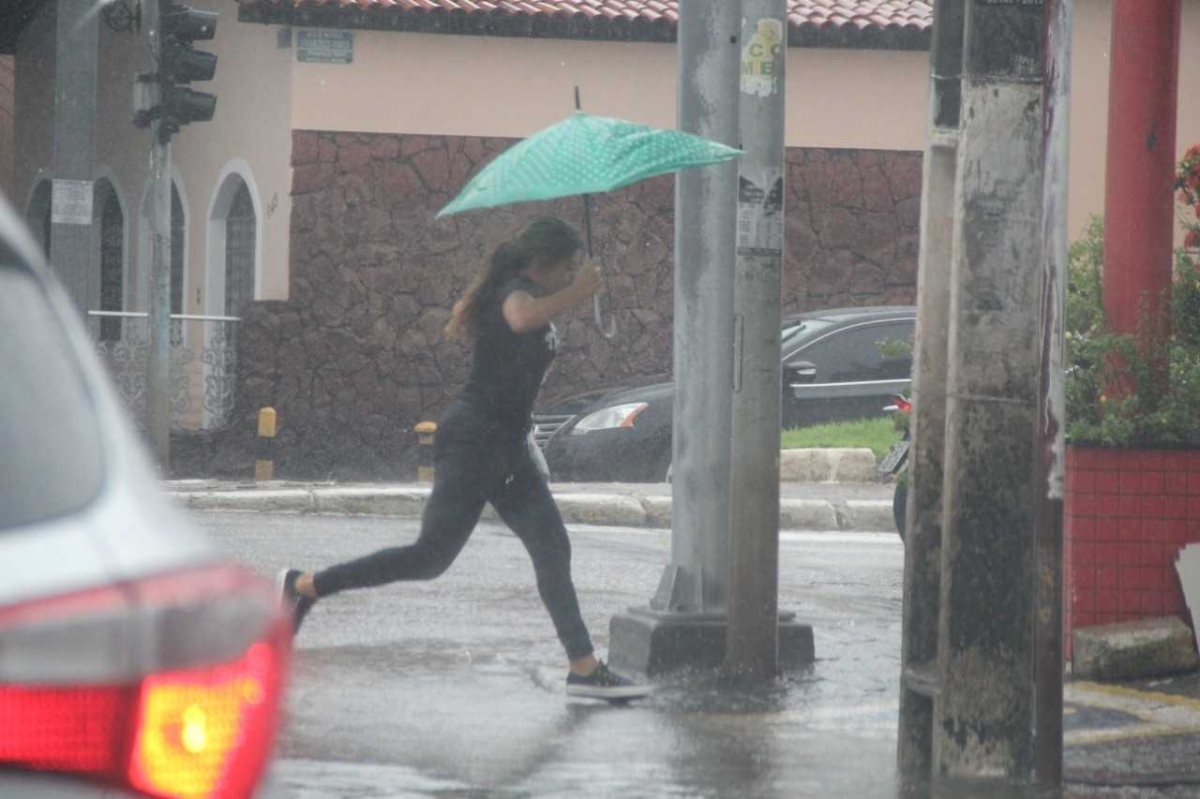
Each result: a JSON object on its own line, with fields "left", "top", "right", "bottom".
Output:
{"left": 438, "top": 109, "right": 741, "bottom": 338}
{"left": 437, "top": 112, "right": 742, "bottom": 220}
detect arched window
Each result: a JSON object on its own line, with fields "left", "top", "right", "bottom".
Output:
{"left": 26, "top": 180, "right": 51, "bottom": 257}
{"left": 171, "top": 183, "right": 185, "bottom": 318}
{"left": 97, "top": 183, "right": 125, "bottom": 341}
{"left": 224, "top": 183, "right": 256, "bottom": 319}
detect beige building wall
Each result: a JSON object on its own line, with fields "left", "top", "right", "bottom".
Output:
{"left": 290, "top": 30, "right": 930, "bottom": 152}
{"left": 174, "top": 0, "right": 294, "bottom": 306}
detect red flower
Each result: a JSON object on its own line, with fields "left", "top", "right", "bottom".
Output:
{"left": 1185, "top": 229, "right": 1200, "bottom": 249}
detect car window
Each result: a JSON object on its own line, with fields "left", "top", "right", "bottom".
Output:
{"left": 796, "top": 321, "right": 914, "bottom": 383}
{"left": 0, "top": 265, "right": 104, "bottom": 530}
{"left": 780, "top": 318, "right": 835, "bottom": 350}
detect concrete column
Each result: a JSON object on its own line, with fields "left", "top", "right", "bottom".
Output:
{"left": 1103, "top": 0, "right": 1181, "bottom": 343}
{"left": 48, "top": 0, "right": 99, "bottom": 315}
{"left": 933, "top": 0, "right": 1047, "bottom": 780}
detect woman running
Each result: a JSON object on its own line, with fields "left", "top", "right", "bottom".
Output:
{"left": 278, "top": 217, "right": 649, "bottom": 700}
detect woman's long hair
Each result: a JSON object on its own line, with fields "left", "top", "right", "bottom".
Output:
{"left": 444, "top": 217, "right": 583, "bottom": 343}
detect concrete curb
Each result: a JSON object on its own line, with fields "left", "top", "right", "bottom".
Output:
{"left": 780, "top": 448, "right": 878, "bottom": 483}
{"left": 170, "top": 485, "right": 899, "bottom": 534}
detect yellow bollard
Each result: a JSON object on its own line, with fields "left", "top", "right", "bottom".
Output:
{"left": 415, "top": 421, "right": 437, "bottom": 482}
{"left": 255, "top": 407, "right": 277, "bottom": 482}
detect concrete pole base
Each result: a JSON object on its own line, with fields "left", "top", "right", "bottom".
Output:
{"left": 608, "top": 607, "right": 815, "bottom": 677}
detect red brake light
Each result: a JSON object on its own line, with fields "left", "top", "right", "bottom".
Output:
{"left": 0, "top": 565, "right": 291, "bottom": 799}
{"left": 0, "top": 685, "right": 133, "bottom": 773}
{"left": 891, "top": 395, "right": 912, "bottom": 414}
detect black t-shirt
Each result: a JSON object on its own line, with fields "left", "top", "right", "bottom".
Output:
{"left": 459, "top": 277, "right": 558, "bottom": 431}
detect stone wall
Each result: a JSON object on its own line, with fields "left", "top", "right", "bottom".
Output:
{"left": 178, "top": 131, "right": 921, "bottom": 480}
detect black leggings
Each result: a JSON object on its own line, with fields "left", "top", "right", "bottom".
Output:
{"left": 312, "top": 402, "right": 595, "bottom": 661}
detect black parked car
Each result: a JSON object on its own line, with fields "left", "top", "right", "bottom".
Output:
{"left": 533, "top": 306, "right": 916, "bottom": 483}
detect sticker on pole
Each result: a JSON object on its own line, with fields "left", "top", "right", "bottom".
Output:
{"left": 737, "top": 169, "right": 784, "bottom": 257}
{"left": 741, "top": 19, "right": 783, "bottom": 98}
{"left": 51, "top": 180, "right": 93, "bottom": 225}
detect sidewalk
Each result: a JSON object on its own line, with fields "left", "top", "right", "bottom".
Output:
{"left": 166, "top": 478, "right": 900, "bottom": 533}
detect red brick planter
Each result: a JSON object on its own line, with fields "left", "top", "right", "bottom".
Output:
{"left": 1065, "top": 446, "right": 1200, "bottom": 655}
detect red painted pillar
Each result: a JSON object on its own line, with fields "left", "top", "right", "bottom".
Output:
{"left": 1103, "top": 0, "right": 1182, "bottom": 340}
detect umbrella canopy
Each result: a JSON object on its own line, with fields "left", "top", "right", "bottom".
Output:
{"left": 437, "top": 112, "right": 742, "bottom": 218}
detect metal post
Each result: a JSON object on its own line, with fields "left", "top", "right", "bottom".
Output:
{"left": 661, "top": 0, "right": 740, "bottom": 615}
{"left": 49, "top": 0, "right": 99, "bottom": 314}
{"left": 610, "top": 0, "right": 778, "bottom": 677}
{"left": 933, "top": 0, "right": 1046, "bottom": 780}
{"left": 897, "top": 0, "right": 965, "bottom": 778}
{"left": 1102, "top": 0, "right": 1181, "bottom": 343}
{"left": 1033, "top": 0, "right": 1071, "bottom": 787}
{"left": 146, "top": 0, "right": 173, "bottom": 470}
{"left": 724, "top": 0, "right": 787, "bottom": 680}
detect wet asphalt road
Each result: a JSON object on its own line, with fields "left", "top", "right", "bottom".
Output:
{"left": 196, "top": 512, "right": 1199, "bottom": 799}
{"left": 198, "top": 511, "right": 906, "bottom": 798}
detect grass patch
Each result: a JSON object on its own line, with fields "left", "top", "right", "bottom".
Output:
{"left": 781, "top": 417, "right": 902, "bottom": 461}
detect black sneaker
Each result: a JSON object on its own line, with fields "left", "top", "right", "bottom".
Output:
{"left": 276, "top": 568, "right": 315, "bottom": 634}
{"left": 566, "top": 661, "right": 652, "bottom": 700}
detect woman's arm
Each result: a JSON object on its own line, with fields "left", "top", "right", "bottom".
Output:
{"left": 502, "top": 262, "right": 602, "bottom": 333}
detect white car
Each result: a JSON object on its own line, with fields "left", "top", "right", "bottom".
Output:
{"left": 0, "top": 195, "right": 291, "bottom": 799}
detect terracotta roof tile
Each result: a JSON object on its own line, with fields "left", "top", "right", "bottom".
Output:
{"left": 249, "top": 0, "right": 931, "bottom": 30}
{"left": 238, "top": 0, "right": 932, "bottom": 48}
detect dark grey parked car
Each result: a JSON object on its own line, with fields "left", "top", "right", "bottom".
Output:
{"left": 533, "top": 306, "right": 916, "bottom": 483}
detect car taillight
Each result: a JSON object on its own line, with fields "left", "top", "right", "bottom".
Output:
{"left": 0, "top": 565, "right": 291, "bottom": 799}
{"left": 890, "top": 395, "right": 913, "bottom": 414}
{"left": 130, "top": 630, "right": 287, "bottom": 799}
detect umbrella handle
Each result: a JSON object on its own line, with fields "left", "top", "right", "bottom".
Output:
{"left": 576, "top": 86, "right": 616, "bottom": 340}
{"left": 581, "top": 193, "right": 616, "bottom": 339}
{"left": 593, "top": 293, "right": 616, "bottom": 339}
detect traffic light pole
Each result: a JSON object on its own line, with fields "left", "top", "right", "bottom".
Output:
{"left": 146, "top": 0, "right": 173, "bottom": 469}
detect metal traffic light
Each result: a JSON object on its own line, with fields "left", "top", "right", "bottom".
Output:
{"left": 134, "top": 1, "right": 218, "bottom": 140}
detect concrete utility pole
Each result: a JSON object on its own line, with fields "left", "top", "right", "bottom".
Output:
{"left": 935, "top": 0, "right": 1048, "bottom": 779}
{"left": 49, "top": 0, "right": 99, "bottom": 314}
{"left": 1103, "top": 0, "right": 1181, "bottom": 345}
{"left": 899, "top": 0, "right": 1068, "bottom": 786}
{"left": 897, "top": 0, "right": 965, "bottom": 776}
{"left": 146, "top": 0, "right": 173, "bottom": 469}
{"left": 663, "top": 0, "right": 740, "bottom": 617}
{"left": 1033, "top": 0, "right": 1072, "bottom": 786}
{"left": 724, "top": 0, "right": 788, "bottom": 680}
{"left": 610, "top": 0, "right": 743, "bottom": 675}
